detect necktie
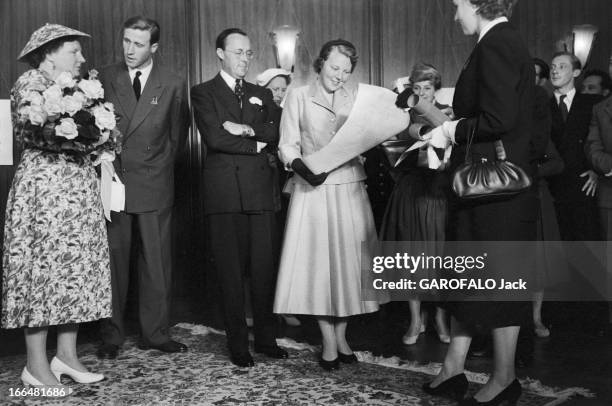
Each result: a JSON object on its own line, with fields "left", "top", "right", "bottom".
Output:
{"left": 559, "top": 94, "right": 568, "bottom": 122}
{"left": 234, "top": 79, "right": 244, "bottom": 104}
{"left": 133, "top": 71, "right": 142, "bottom": 100}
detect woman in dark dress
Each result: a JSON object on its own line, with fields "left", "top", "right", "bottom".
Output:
{"left": 421, "top": 1, "right": 536, "bottom": 404}
{"left": 380, "top": 63, "right": 451, "bottom": 345}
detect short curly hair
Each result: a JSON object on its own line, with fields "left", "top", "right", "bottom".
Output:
{"left": 409, "top": 63, "right": 442, "bottom": 90}
{"left": 313, "top": 39, "right": 358, "bottom": 74}
{"left": 469, "top": 0, "right": 518, "bottom": 20}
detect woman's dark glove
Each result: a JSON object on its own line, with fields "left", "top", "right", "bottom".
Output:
{"left": 291, "top": 158, "right": 328, "bottom": 186}
{"left": 395, "top": 87, "right": 414, "bottom": 108}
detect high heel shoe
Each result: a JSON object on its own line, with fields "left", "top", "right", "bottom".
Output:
{"left": 21, "top": 367, "right": 44, "bottom": 386}
{"left": 21, "top": 367, "right": 73, "bottom": 397}
{"left": 434, "top": 322, "right": 451, "bottom": 344}
{"left": 422, "top": 372, "right": 468, "bottom": 400}
{"left": 534, "top": 325, "right": 550, "bottom": 338}
{"left": 50, "top": 357, "right": 104, "bottom": 383}
{"left": 338, "top": 352, "right": 358, "bottom": 364}
{"left": 459, "top": 379, "right": 522, "bottom": 406}
{"left": 318, "top": 355, "right": 340, "bottom": 371}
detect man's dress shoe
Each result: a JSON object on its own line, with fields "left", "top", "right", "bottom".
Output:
{"left": 230, "top": 352, "right": 255, "bottom": 367}
{"left": 96, "top": 343, "right": 119, "bottom": 359}
{"left": 138, "top": 340, "right": 188, "bottom": 353}
{"left": 254, "top": 345, "right": 289, "bottom": 359}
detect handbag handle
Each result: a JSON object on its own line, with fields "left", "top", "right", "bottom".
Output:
{"left": 463, "top": 117, "right": 508, "bottom": 163}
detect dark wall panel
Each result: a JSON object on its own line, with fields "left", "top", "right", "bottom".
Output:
{"left": 0, "top": 0, "right": 189, "bottom": 98}
{"left": 190, "top": 0, "right": 373, "bottom": 89}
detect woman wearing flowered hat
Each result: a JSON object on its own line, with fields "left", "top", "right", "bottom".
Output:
{"left": 2, "top": 23, "right": 116, "bottom": 393}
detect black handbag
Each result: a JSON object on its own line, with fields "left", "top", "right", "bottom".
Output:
{"left": 452, "top": 122, "right": 532, "bottom": 199}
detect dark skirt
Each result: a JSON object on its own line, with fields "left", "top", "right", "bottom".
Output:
{"left": 380, "top": 168, "right": 449, "bottom": 242}
{"left": 379, "top": 168, "right": 449, "bottom": 295}
{"left": 444, "top": 189, "right": 538, "bottom": 328}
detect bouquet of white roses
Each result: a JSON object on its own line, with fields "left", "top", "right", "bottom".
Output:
{"left": 14, "top": 69, "right": 121, "bottom": 159}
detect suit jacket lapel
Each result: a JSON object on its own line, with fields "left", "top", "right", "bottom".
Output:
{"left": 127, "top": 63, "right": 165, "bottom": 136}
{"left": 110, "top": 65, "right": 137, "bottom": 131}
{"left": 213, "top": 74, "right": 242, "bottom": 122}
{"left": 309, "top": 81, "right": 333, "bottom": 113}
{"left": 242, "top": 83, "right": 255, "bottom": 124}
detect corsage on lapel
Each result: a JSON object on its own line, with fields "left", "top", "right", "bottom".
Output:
{"left": 249, "top": 96, "right": 262, "bottom": 106}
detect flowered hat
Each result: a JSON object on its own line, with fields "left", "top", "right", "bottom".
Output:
{"left": 256, "top": 68, "right": 292, "bottom": 87}
{"left": 18, "top": 23, "right": 90, "bottom": 62}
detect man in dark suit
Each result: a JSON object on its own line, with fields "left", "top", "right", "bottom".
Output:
{"left": 96, "top": 16, "right": 190, "bottom": 359}
{"left": 191, "top": 28, "right": 287, "bottom": 367}
{"left": 548, "top": 52, "right": 602, "bottom": 242}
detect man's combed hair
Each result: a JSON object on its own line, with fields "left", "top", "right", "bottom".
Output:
{"left": 123, "top": 16, "right": 160, "bottom": 45}
{"left": 469, "top": 0, "right": 518, "bottom": 20}
{"left": 215, "top": 28, "right": 248, "bottom": 50}
{"left": 552, "top": 51, "right": 582, "bottom": 71}
{"left": 584, "top": 69, "right": 612, "bottom": 93}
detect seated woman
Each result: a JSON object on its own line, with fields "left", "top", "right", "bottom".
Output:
{"left": 380, "top": 62, "right": 452, "bottom": 345}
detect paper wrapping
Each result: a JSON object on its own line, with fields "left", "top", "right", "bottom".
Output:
{"left": 302, "top": 83, "right": 410, "bottom": 174}
{"left": 0, "top": 100, "right": 13, "bottom": 165}
{"left": 400, "top": 94, "right": 452, "bottom": 169}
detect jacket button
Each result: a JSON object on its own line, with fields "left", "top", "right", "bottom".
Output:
{"left": 147, "top": 146, "right": 151, "bottom": 151}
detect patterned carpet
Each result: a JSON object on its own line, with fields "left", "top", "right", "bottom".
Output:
{"left": 0, "top": 324, "right": 594, "bottom": 405}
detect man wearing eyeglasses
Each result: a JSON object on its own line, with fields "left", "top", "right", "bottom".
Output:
{"left": 191, "top": 28, "right": 287, "bottom": 368}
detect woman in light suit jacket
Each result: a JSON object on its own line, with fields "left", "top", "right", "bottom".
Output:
{"left": 273, "top": 39, "right": 385, "bottom": 371}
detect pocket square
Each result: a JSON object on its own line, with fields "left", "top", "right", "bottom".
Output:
{"left": 150, "top": 97, "right": 158, "bottom": 105}
{"left": 249, "top": 96, "right": 262, "bottom": 106}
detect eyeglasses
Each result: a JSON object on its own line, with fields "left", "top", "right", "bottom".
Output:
{"left": 225, "top": 49, "right": 255, "bottom": 60}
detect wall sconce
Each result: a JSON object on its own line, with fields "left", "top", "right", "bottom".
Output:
{"left": 270, "top": 25, "right": 300, "bottom": 72}
{"left": 572, "top": 24, "right": 598, "bottom": 68}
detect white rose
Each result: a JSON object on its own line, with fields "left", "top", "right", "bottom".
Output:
{"left": 78, "top": 79, "right": 104, "bottom": 100}
{"left": 61, "top": 95, "right": 83, "bottom": 116}
{"left": 42, "top": 84, "right": 62, "bottom": 101}
{"left": 91, "top": 105, "right": 116, "bottom": 130}
{"left": 18, "top": 105, "right": 31, "bottom": 121}
{"left": 72, "top": 91, "right": 87, "bottom": 106}
{"left": 55, "top": 117, "right": 79, "bottom": 140}
{"left": 22, "top": 90, "right": 44, "bottom": 106}
{"left": 55, "top": 72, "right": 76, "bottom": 89}
{"left": 43, "top": 84, "right": 64, "bottom": 119}
{"left": 28, "top": 104, "right": 47, "bottom": 126}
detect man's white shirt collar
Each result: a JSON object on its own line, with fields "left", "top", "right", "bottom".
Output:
{"left": 478, "top": 17, "right": 508, "bottom": 43}
{"left": 128, "top": 60, "right": 153, "bottom": 90}
{"left": 220, "top": 70, "right": 242, "bottom": 91}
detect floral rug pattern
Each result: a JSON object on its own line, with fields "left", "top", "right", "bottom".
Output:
{"left": 0, "top": 324, "right": 593, "bottom": 405}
